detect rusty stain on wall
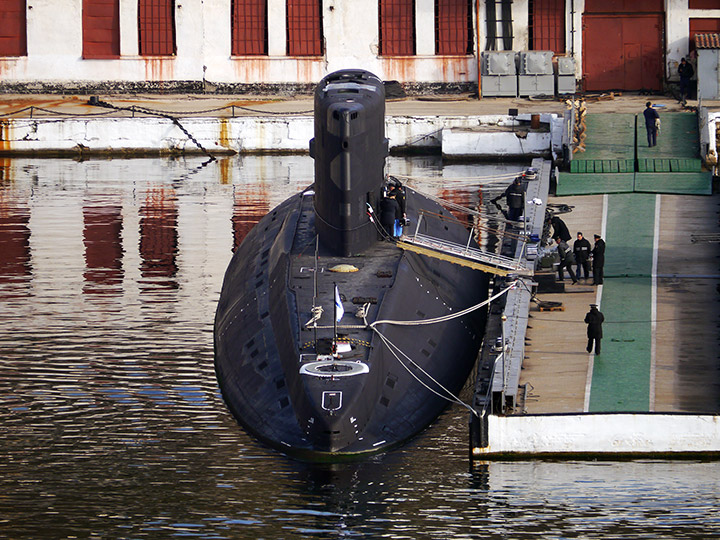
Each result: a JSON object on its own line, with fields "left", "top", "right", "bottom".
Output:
{"left": 0, "top": 121, "right": 12, "bottom": 154}
{"left": 143, "top": 57, "right": 175, "bottom": 81}
{"left": 381, "top": 57, "right": 417, "bottom": 83}
{"left": 219, "top": 118, "right": 231, "bottom": 150}
{"left": 233, "top": 57, "right": 269, "bottom": 83}
{"left": 294, "top": 58, "right": 323, "bottom": 84}
{"left": 439, "top": 57, "right": 473, "bottom": 81}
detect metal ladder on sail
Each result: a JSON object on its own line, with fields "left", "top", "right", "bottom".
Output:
{"left": 397, "top": 213, "right": 534, "bottom": 277}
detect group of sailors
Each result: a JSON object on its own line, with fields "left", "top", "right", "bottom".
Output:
{"left": 550, "top": 215, "right": 605, "bottom": 286}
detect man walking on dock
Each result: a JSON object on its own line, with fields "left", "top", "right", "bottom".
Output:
{"left": 643, "top": 102, "right": 660, "bottom": 147}
{"left": 585, "top": 304, "right": 604, "bottom": 355}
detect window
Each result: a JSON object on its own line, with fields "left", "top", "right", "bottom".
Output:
{"left": 529, "top": 0, "right": 565, "bottom": 54}
{"left": 379, "top": 0, "right": 415, "bottom": 56}
{"left": 0, "top": 0, "right": 26, "bottom": 56}
{"left": 287, "top": 0, "right": 323, "bottom": 56}
{"left": 138, "top": 0, "right": 176, "bottom": 56}
{"left": 232, "top": 0, "right": 268, "bottom": 55}
{"left": 436, "top": 0, "right": 473, "bottom": 55}
{"left": 83, "top": 0, "right": 120, "bottom": 58}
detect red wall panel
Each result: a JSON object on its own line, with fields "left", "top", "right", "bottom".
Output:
{"left": 531, "top": 0, "right": 565, "bottom": 54}
{"left": 583, "top": 13, "right": 663, "bottom": 91}
{"left": 689, "top": 0, "right": 720, "bottom": 9}
{"left": 82, "top": 0, "right": 120, "bottom": 58}
{"left": 380, "top": 0, "right": 415, "bottom": 56}
{"left": 232, "top": 0, "right": 267, "bottom": 55}
{"left": 0, "top": 0, "right": 27, "bottom": 56}
{"left": 287, "top": 0, "right": 323, "bottom": 56}
{"left": 138, "top": 0, "right": 175, "bottom": 56}
{"left": 436, "top": 0, "right": 472, "bottom": 55}
{"left": 585, "top": 0, "right": 663, "bottom": 13}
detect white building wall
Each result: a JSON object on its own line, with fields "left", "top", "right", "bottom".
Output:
{"left": 8, "top": 0, "right": 714, "bottom": 89}
{"left": 1, "top": 0, "right": 490, "bottom": 86}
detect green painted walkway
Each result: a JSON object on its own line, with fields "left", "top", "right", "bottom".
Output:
{"left": 574, "top": 114, "right": 636, "bottom": 162}
{"left": 555, "top": 112, "right": 713, "bottom": 411}
{"left": 637, "top": 112, "right": 700, "bottom": 162}
{"left": 558, "top": 112, "right": 712, "bottom": 196}
{"left": 588, "top": 194, "right": 656, "bottom": 412}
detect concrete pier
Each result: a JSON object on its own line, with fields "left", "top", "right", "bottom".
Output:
{"left": 471, "top": 101, "right": 719, "bottom": 459}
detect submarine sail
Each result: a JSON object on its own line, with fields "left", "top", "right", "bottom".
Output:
{"left": 214, "top": 69, "right": 489, "bottom": 459}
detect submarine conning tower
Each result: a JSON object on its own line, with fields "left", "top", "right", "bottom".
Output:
{"left": 310, "top": 69, "right": 389, "bottom": 256}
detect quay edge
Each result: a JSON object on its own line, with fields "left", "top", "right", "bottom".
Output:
{"left": 0, "top": 111, "right": 566, "bottom": 158}
{"left": 472, "top": 413, "right": 720, "bottom": 458}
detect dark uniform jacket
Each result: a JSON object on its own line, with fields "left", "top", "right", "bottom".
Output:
{"left": 550, "top": 216, "right": 571, "bottom": 242}
{"left": 592, "top": 238, "right": 606, "bottom": 263}
{"left": 573, "top": 237, "right": 591, "bottom": 262}
{"left": 679, "top": 61, "right": 694, "bottom": 81}
{"left": 585, "top": 308, "right": 604, "bottom": 338}
{"left": 379, "top": 197, "right": 401, "bottom": 234}
{"left": 643, "top": 107, "right": 659, "bottom": 128}
{"left": 502, "top": 182, "right": 525, "bottom": 209}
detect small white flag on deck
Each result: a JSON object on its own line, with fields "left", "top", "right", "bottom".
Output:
{"left": 335, "top": 285, "right": 344, "bottom": 322}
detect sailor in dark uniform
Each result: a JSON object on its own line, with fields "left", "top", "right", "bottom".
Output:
{"left": 573, "top": 232, "right": 592, "bottom": 280}
{"left": 584, "top": 304, "right": 605, "bottom": 355}
{"left": 592, "top": 234, "right": 606, "bottom": 285}
{"left": 379, "top": 191, "right": 402, "bottom": 240}
{"left": 493, "top": 176, "right": 525, "bottom": 222}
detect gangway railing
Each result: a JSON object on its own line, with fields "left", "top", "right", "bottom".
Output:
{"left": 398, "top": 212, "right": 533, "bottom": 277}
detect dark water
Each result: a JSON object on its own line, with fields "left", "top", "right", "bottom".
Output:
{"left": 1, "top": 156, "right": 718, "bottom": 539}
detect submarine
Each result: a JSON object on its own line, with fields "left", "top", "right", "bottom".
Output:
{"left": 214, "top": 69, "right": 489, "bottom": 460}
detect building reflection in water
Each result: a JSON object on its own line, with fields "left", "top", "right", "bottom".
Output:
{"left": 83, "top": 201, "right": 124, "bottom": 295}
{"left": 232, "top": 183, "right": 270, "bottom": 252}
{"left": 139, "top": 186, "right": 178, "bottom": 290}
{"left": 0, "top": 162, "right": 32, "bottom": 299}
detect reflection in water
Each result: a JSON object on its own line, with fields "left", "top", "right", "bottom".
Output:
{"left": 232, "top": 182, "right": 270, "bottom": 252}
{"left": 139, "top": 186, "right": 178, "bottom": 290}
{"left": 83, "top": 201, "right": 124, "bottom": 295}
{"left": 0, "top": 182, "right": 32, "bottom": 298}
{"left": 0, "top": 156, "right": 717, "bottom": 539}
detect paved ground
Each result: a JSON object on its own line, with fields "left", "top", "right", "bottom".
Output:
{"left": 0, "top": 91, "right": 710, "bottom": 119}
{"left": 520, "top": 191, "right": 720, "bottom": 415}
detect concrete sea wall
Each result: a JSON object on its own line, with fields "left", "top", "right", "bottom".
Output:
{"left": 0, "top": 113, "right": 564, "bottom": 157}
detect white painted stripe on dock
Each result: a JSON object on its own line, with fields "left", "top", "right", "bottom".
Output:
{"left": 649, "top": 194, "right": 661, "bottom": 412}
{"left": 583, "top": 194, "right": 608, "bottom": 413}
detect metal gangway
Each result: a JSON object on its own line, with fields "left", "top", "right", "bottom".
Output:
{"left": 397, "top": 210, "right": 534, "bottom": 277}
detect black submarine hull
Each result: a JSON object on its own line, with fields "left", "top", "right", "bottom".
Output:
{"left": 214, "top": 70, "right": 489, "bottom": 459}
